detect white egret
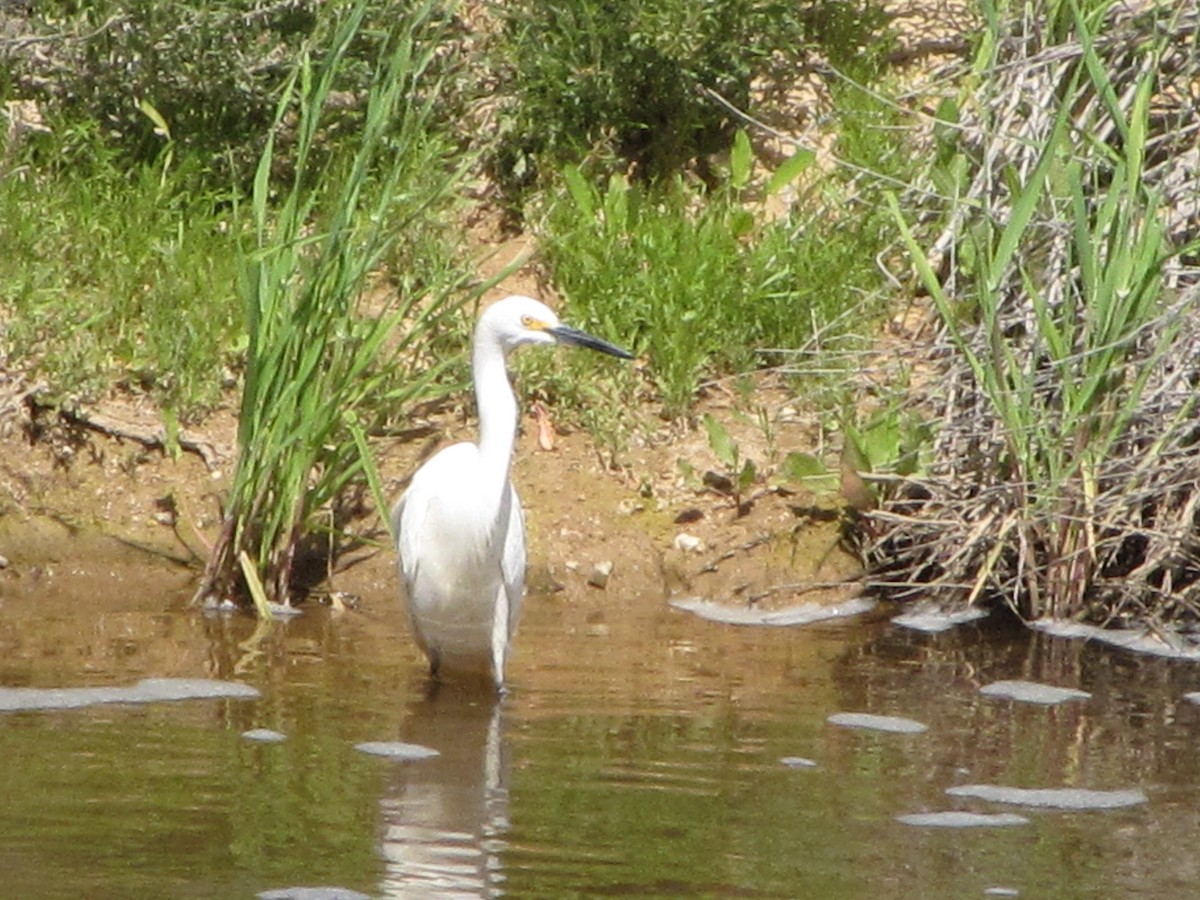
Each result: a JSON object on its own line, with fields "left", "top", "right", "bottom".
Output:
{"left": 392, "top": 295, "right": 633, "bottom": 689}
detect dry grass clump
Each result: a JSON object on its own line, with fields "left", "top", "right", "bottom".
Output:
{"left": 860, "top": 1, "right": 1200, "bottom": 636}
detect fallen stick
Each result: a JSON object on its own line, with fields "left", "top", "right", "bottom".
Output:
{"left": 24, "top": 389, "right": 222, "bottom": 469}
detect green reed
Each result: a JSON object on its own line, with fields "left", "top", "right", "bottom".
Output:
{"left": 196, "top": 0, "right": 469, "bottom": 610}
{"left": 889, "top": 0, "right": 1177, "bottom": 617}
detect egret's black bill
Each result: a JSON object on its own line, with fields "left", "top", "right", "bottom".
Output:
{"left": 549, "top": 325, "right": 634, "bottom": 360}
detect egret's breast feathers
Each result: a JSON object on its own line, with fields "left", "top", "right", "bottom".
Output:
{"left": 397, "top": 443, "right": 513, "bottom": 605}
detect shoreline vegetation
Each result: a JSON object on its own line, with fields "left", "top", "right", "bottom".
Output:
{"left": 2, "top": 1, "right": 1198, "bottom": 644}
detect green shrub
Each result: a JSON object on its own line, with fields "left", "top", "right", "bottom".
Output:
{"left": 492, "top": 0, "right": 889, "bottom": 196}
{"left": 0, "top": 0, "right": 428, "bottom": 178}
{"left": 5, "top": 1, "right": 295, "bottom": 170}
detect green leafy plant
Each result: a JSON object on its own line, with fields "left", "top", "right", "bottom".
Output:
{"left": 696, "top": 409, "right": 862, "bottom": 516}
{"left": 195, "top": 0, "right": 470, "bottom": 609}
{"left": 702, "top": 413, "right": 757, "bottom": 515}
{"left": 542, "top": 134, "right": 889, "bottom": 416}
{"left": 769, "top": 405, "right": 926, "bottom": 510}
{"left": 1, "top": 2, "right": 463, "bottom": 422}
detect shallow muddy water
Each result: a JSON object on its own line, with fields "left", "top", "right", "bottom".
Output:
{"left": 3, "top": 530, "right": 1200, "bottom": 899}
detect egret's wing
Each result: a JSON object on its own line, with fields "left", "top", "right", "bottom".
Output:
{"left": 392, "top": 444, "right": 470, "bottom": 598}
{"left": 392, "top": 490, "right": 429, "bottom": 657}
{"left": 391, "top": 490, "right": 420, "bottom": 598}
{"left": 499, "top": 481, "right": 526, "bottom": 639}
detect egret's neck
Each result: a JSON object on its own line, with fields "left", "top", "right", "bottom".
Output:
{"left": 473, "top": 331, "right": 518, "bottom": 485}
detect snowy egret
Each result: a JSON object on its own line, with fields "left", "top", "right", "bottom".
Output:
{"left": 391, "top": 295, "right": 633, "bottom": 688}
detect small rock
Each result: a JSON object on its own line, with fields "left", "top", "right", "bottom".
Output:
{"left": 588, "top": 560, "right": 614, "bottom": 589}
{"left": 674, "top": 533, "right": 704, "bottom": 553}
{"left": 201, "top": 596, "right": 239, "bottom": 614}
{"left": 616, "top": 499, "right": 644, "bottom": 516}
{"left": 945, "top": 784, "right": 1148, "bottom": 810}
{"left": 153, "top": 511, "right": 175, "bottom": 526}
{"left": 0, "top": 554, "right": 9, "bottom": 569}
{"left": 892, "top": 603, "right": 989, "bottom": 633}
{"left": 673, "top": 508, "right": 704, "bottom": 524}
{"left": 0, "top": 678, "right": 259, "bottom": 712}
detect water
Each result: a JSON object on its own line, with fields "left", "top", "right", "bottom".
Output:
{"left": 3, "top": 534, "right": 1200, "bottom": 898}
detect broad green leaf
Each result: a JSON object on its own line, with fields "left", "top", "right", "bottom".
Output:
{"left": 563, "top": 164, "right": 596, "bottom": 217}
{"left": 737, "top": 458, "right": 757, "bottom": 493}
{"left": 702, "top": 413, "right": 738, "bottom": 469}
{"left": 731, "top": 129, "right": 752, "bottom": 191}
{"left": 933, "top": 96, "right": 959, "bottom": 126}
{"left": 729, "top": 208, "right": 755, "bottom": 239}
{"left": 161, "top": 408, "right": 181, "bottom": 460}
{"left": 603, "top": 174, "right": 629, "bottom": 231}
{"left": 765, "top": 148, "right": 814, "bottom": 196}
{"left": 780, "top": 451, "right": 828, "bottom": 482}
{"left": 863, "top": 417, "right": 901, "bottom": 471}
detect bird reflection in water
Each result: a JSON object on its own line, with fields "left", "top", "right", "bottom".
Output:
{"left": 376, "top": 686, "right": 509, "bottom": 898}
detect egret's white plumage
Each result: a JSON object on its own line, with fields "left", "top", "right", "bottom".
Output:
{"left": 392, "top": 295, "right": 632, "bottom": 688}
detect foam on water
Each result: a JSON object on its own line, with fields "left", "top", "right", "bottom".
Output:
{"left": 1033, "top": 619, "right": 1200, "bottom": 660}
{"left": 896, "top": 811, "right": 1029, "bottom": 827}
{"left": 779, "top": 756, "right": 818, "bottom": 769}
{"left": 354, "top": 741, "right": 440, "bottom": 761}
{"left": 257, "top": 888, "right": 371, "bottom": 900}
{"left": 946, "top": 784, "right": 1148, "bottom": 810}
{"left": 670, "top": 596, "right": 877, "bottom": 627}
{"left": 0, "top": 677, "right": 260, "bottom": 712}
{"left": 827, "top": 712, "right": 928, "bottom": 734}
{"left": 979, "top": 680, "right": 1091, "bottom": 705}
{"left": 892, "top": 603, "right": 989, "bottom": 633}
{"left": 242, "top": 728, "right": 287, "bottom": 743}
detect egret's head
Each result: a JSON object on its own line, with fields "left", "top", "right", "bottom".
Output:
{"left": 480, "top": 295, "right": 633, "bottom": 360}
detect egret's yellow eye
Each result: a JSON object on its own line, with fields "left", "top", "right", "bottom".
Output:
{"left": 521, "top": 314, "right": 542, "bottom": 330}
